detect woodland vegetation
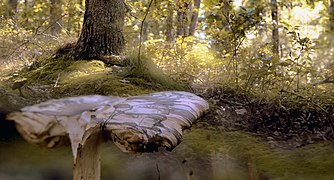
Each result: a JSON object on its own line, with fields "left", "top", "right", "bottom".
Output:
{"left": 1, "top": 0, "right": 334, "bottom": 147}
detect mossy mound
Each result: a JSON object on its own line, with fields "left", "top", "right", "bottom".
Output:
{"left": 1, "top": 58, "right": 180, "bottom": 109}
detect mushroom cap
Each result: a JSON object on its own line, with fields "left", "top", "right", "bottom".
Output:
{"left": 6, "top": 91, "right": 209, "bottom": 155}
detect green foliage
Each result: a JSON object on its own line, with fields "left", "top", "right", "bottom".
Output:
{"left": 0, "top": 0, "right": 84, "bottom": 35}
{"left": 203, "top": 0, "right": 265, "bottom": 51}
{"left": 145, "top": 37, "right": 222, "bottom": 87}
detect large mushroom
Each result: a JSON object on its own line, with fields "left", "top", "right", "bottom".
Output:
{"left": 6, "top": 91, "right": 209, "bottom": 180}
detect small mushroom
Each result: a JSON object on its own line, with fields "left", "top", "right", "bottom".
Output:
{"left": 6, "top": 91, "right": 209, "bottom": 180}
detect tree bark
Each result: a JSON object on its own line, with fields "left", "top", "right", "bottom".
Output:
{"left": 71, "top": 0, "right": 125, "bottom": 60}
{"left": 141, "top": 22, "right": 148, "bottom": 42}
{"left": 189, "top": 0, "right": 201, "bottom": 36}
{"left": 271, "top": 0, "right": 280, "bottom": 56}
{"left": 176, "top": 0, "right": 190, "bottom": 36}
{"left": 50, "top": 0, "right": 62, "bottom": 35}
{"left": 166, "top": 2, "right": 174, "bottom": 42}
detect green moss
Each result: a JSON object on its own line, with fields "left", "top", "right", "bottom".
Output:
{"left": 182, "top": 128, "right": 334, "bottom": 179}
{"left": 53, "top": 62, "right": 157, "bottom": 96}
{"left": 6, "top": 58, "right": 167, "bottom": 98}
{"left": 60, "top": 60, "right": 107, "bottom": 82}
{"left": 2, "top": 53, "right": 192, "bottom": 102}
{"left": 24, "top": 59, "right": 73, "bottom": 84}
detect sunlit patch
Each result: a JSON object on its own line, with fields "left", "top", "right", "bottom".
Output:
{"left": 291, "top": 2, "right": 324, "bottom": 24}
{"left": 233, "top": 0, "right": 243, "bottom": 8}
{"left": 284, "top": 2, "right": 325, "bottom": 39}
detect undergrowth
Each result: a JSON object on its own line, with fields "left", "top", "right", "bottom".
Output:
{"left": 122, "top": 52, "right": 189, "bottom": 91}
{"left": 203, "top": 84, "right": 334, "bottom": 146}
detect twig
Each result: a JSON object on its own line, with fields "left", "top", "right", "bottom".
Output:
{"left": 123, "top": 1, "right": 140, "bottom": 20}
{"left": 312, "top": 76, "right": 334, "bottom": 85}
{"left": 8, "top": 14, "right": 67, "bottom": 57}
{"left": 54, "top": 73, "right": 60, "bottom": 87}
{"left": 138, "top": 0, "right": 155, "bottom": 66}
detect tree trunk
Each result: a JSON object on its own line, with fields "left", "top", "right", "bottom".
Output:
{"left": 7, "top": 0, "right": 18, "bottom": 17}
{"left": 176, "top": 0, "right": 190, "bottom": 36}
{"left": 141, "top": 21, "right": 148, "bottom": 42}
{"left": 222, "top": 0, "right": 232, "bottom": 31}
{"left": 50, "top": 0, "right": 62, "bottom": 35}
{"left": 330, "top": 0, "right": 334, "bottom": 31}
{"left": 71, "top": 0, "right": 125, "bottom": 60}
{"left": 271, "top": 0, "right": 279, "bottom": 56}
{"left": 189, "top": 0, "right": 201, "bottom": 36}
{"left": 166, "top": 2, "right": 174, "bottom": 42}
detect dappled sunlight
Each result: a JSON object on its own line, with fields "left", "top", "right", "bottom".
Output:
{"left": 233, "top": 0, "right": 243, "bottom": 8}
{"left": 59, "top": 60, "right": 110, "bottom": 83}
{"left": 145, "top": 37, "right": 224, "bottom": 86}
{"left": 281, "top": 1, "right": 325, "bottom": 39}
{"left": 290, "top": 2, "right": 323, "bottom": 24}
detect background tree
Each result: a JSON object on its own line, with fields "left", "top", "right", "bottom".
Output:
{"left": 50, "top": 0, "right": 62, "bottom": 35}
{"left": 166, "top": 2, "right": 174, "bottom": 42}
{"left": 1, "top": 0, "right": 334, "bottom": 96}
{"left": 176, "top": 0, "right": 190, "bottom": 36}
{"left": 271, "top": 0, "right": 280, "bottom": 56}
{"left": 189, "top": 0, "right": 201, "bottom": 36}
{"left": 71, "top": 0, "right": 125, "bottom": 59}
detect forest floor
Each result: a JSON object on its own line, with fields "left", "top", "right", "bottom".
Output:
{"left": 1, "top": 58, "right": 334, "bottom": 179}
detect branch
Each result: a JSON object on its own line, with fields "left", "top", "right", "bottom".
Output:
{"left": 8, "top": 14, "right": 67, "bottom": 57}
{"left": 123, "top": 1, "right": 140, "bottom": 20}
{"left": 312, "top": 76, "right": 334, "bottom": 85}
{"left": 138, "top": 0, "right": 155, "bottom": 67}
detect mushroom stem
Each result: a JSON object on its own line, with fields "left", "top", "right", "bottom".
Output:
{"left": 73, "top": 127, "right": 103, "bottom": 180}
